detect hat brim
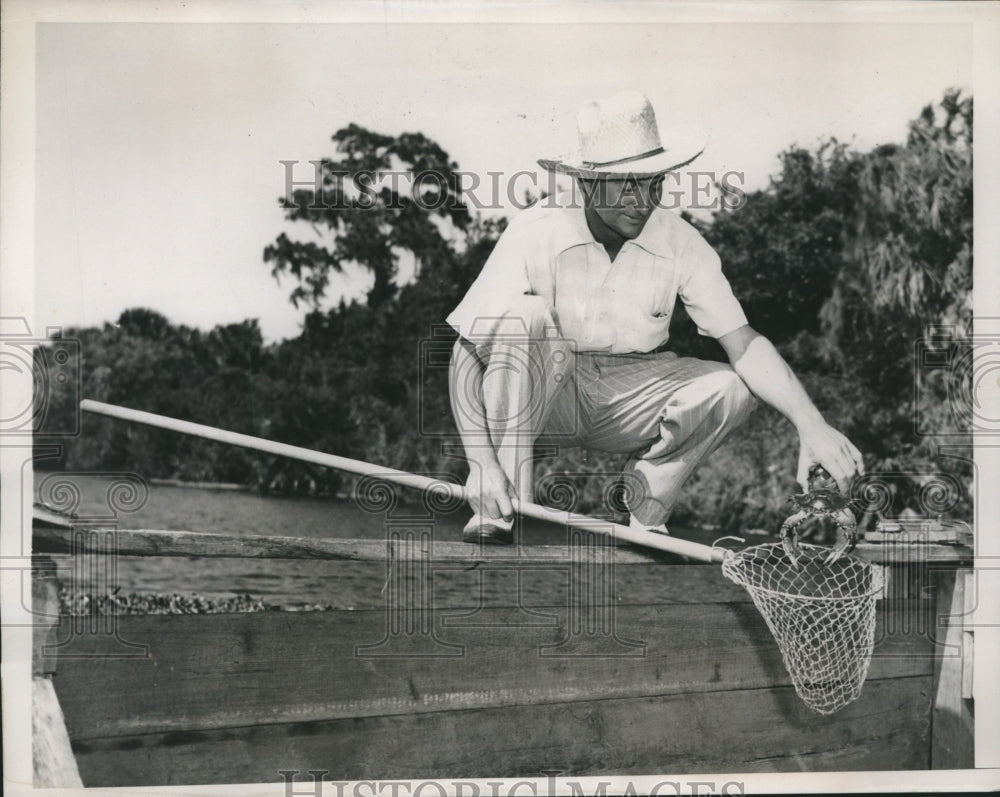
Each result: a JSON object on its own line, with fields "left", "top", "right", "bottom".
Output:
{"left": 537, "top": 144, "right": 705, "bottom": 180}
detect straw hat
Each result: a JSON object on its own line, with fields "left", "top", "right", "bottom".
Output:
{"left": 538, "top": 91, "right": 705, "bottom": 180}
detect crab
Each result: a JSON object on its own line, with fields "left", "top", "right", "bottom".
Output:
{"left": 780, "top": 464, "right": 860, "bottom": 568}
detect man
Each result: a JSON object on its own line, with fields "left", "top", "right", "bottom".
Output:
{"left": 447, "top": 90, "right": 864, "bottom": 544}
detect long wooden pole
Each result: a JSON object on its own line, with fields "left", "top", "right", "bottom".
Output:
{"left": 80, "top": 399, "right": 726, "bottom": 563}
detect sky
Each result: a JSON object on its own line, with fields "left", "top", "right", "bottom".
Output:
{"left": 35, "top": 20, "right": 973, "bottom": 343}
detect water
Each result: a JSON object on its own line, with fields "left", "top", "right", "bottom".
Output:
{"left": 36, "top": 472, "right": 744, "bottom": 609}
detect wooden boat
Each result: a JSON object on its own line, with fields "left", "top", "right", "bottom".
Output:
{"left": 31, "top": 501, "right": 975, "bottom": 787}
{"left": 28, "top": 401, "right": 978, "bottom": 786}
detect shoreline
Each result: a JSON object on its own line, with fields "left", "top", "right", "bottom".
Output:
{"left": 36, "top": 470, "right": 355, "bottom": 500}
{"left": 148, "top": 477, "right": 251, "bottom": 492}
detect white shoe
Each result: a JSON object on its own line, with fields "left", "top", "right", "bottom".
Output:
{"left": 629, "top": 515, "right": 670, "bottom": 536}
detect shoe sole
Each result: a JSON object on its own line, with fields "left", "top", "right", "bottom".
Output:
{"left": 462, "top": 527, "right": 514, "bottom": 545}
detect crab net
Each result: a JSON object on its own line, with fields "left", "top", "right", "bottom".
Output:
{"left": 721, "top": 542, "right": 884, "bottom": 715}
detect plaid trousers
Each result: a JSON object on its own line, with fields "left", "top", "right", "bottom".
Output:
{"left": 473, "top": 295, "right": 757, "bottom": 525}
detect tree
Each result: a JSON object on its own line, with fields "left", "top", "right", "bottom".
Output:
{"left": 264, "top": 125, "right": 472, "bottom": 309}
{"left": 821, "top": 90, "right": 972, "bottom": 354}
{"left": 815, "top": 91, "right": 973, "bottom": 515}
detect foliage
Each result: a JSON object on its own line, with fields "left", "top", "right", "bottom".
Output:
{"left": 37, "top": 94, "right": 974, "bottom": 531}
{"left": 264, "top": 125, "right": 471, "bottom": 309}
{"left": 36, "top": 312, "right": 268, "bottom": 484}
{"left": 668, "top": 90, "right": 974, "bottom": 527}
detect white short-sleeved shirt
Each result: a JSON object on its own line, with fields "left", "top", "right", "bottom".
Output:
{"left": 446, "top": 197, "right": 748, "bottom": 354}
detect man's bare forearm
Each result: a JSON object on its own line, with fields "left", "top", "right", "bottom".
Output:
{"left": 729, "top": 333, "right": 824, "bottom": 431}
{"left": 718, "top": 324, "right": 864, "bottom": 489}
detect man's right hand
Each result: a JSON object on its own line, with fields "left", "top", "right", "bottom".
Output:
{"left": 466, "top": 460, "right": 516, "bottom": 523}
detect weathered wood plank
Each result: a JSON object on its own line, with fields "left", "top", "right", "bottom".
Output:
{"left": 868, "top": 518, "right": 974, "bottom": 546}
{"left": 33, "top": 555, "right": 61, "bottom": 675}
{"left": 34, "top": 524, "right": 691, "bottom": 565}
{"left": 54, "top": 601, "right": 935, "bottom": 740}
{"left": 33, "top": 676, "right": 84, "bottom": 788}
{"left": 68, "top": 676, "right": 932, "bottom": 785}
{"left": 853, "top": 541, "right": 973, "bottom": 565}
{"left": 930, "top": 569, "right": 975, "bottom": 768}
{"left": 34, "top": 524, "right": 974, "bottom": 565}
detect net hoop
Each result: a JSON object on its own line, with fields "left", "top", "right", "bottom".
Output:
{"left": 720, "top": 542, "right": 884, "bottom": 599}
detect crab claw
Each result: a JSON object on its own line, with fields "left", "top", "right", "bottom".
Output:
{"left": 780, "top": 509, "right": 811, "bottom": 568}
{"left": 822, "top": 508, "right": 859, "bottom": 567}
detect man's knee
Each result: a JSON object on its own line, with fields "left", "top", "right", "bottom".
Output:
{"left": 703, "top": 367, "right": 757, "bottom": 419}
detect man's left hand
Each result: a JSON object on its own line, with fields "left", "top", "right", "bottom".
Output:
{"left": 796, "top": 421, "right": 865, "bottom": 493}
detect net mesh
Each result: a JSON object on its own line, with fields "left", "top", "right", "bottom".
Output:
{"left": 721, "top": 542, "right": 884, "bottom": 715}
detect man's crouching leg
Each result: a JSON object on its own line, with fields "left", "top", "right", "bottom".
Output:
{"left": 461, "top": 295, "right": 575, "bottom": 544}
{"left": 623, "top": 363, "right": 757, "bottom": 532}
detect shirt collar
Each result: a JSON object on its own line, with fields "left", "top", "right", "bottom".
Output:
{"left": 553, "top": 195, "right": 673, "bottom": 259}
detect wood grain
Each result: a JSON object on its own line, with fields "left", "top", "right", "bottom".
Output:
{"left": 34, "top": 525, "right": 692, "bottom": 565}
{"left": 35, "top": 524, "right": 974, "bottom": 565}
{"left": 33, "top": 555, "right": 61, "bottom": 676}
{"left": 930, "top": 569, "right": 975, "bottom": 768}
{"left": 32, "top": 677, "right": 84, "bottom": 788}
{"left": 68, "top": 676, "right": 933, "bottom": 785}
{"left": 54, "top": 601, "right": 934, "bottom": 741}
{"left": 854, "top": 541, "right": 973, "bottom": 565}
